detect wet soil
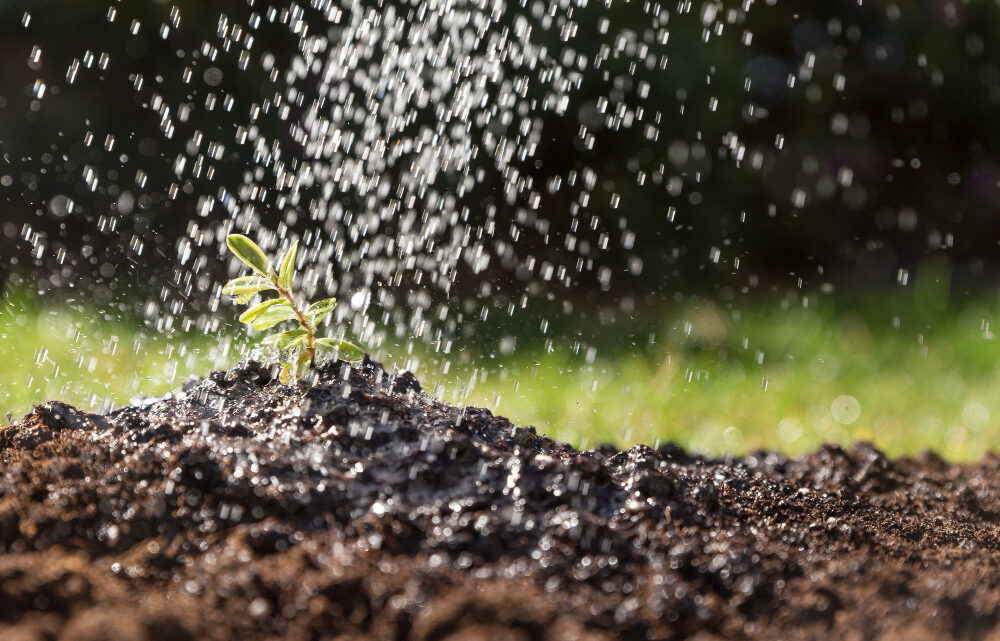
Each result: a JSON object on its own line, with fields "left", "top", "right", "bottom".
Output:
{"left": 3, "top": 358, "right": 1000, "bottom": 640}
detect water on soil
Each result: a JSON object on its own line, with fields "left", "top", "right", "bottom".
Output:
{"left": 3, "top": 361, "right": 1000, "bottom": 640}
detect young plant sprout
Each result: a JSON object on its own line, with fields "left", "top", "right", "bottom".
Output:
{"left": 223, "top": 234, "right": 363, "bottom": 383}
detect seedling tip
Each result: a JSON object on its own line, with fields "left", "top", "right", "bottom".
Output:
{"left": 223, "top": 234, "right": 363, "bottom": 383}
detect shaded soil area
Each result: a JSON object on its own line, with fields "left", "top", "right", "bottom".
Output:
{"left": 3, "top": 358, "right": 1000, "bottom": 640}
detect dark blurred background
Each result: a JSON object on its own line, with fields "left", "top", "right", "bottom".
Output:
{"left": 1, "top": 0, "right": 998, "bottom": 310}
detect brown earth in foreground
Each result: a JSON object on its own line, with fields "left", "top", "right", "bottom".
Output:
{"left": 2, "top": 358, "right": 1000, "bottom": 641}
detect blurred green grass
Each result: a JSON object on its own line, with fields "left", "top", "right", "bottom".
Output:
{"left": 5, "top": 283, "right": 1000, "bottom": 461}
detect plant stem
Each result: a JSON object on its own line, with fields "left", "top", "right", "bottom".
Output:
{"left": 272, "top": 276, "right": 316, "bottom": 365}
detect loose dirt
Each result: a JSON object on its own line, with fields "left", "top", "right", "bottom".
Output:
{"left": 2, "top": 358, "right": 1000, "bottom": 640}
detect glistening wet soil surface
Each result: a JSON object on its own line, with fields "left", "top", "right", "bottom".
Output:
{"left": 3, "top": 358, "right": 1000, "bottom": 640}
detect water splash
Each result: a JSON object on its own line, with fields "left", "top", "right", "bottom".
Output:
{"left": 2, "top": 0, "right": 778, "bottom": 362}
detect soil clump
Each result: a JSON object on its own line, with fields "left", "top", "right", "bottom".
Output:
{"left": 2, "top": 358, "right": 1000, "bottom": 640}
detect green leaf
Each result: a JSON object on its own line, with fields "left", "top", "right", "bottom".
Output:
{"left": 238, "top": 298, "right": 284, "bottom": 324}
{"left": 278, "top": 351, "right": 311, "bottom": 384}
{"left": 222, "top": 276, "right": 275, "bottom": 304}
{"left": 315, "top": 337, "right": 364, "bottom": 361}
{"left": 270, "top": 328, "right": 308, "bottom": 350}
{"left": 249, "top": 303, "right": 298, "bottom": 330}
{"left": 306, "top": 297, "right": 337, "bottom": 324}
{"left": 283, "top": 335, "right": 309, "bottom": 350}
{"left": 261, "top": 328, "right": 307, "bottom": 348}
{"left": 226, "top": 234, "right": 272, "bottom": 276}
{"left": 294, "top": 350, "right": 314, "bottom": 380}
{"left": 277, "top": 240, "right": 298, "bottom": 290}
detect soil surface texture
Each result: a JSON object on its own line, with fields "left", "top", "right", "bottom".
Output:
{"left": 2, "top": 358, "right": 1000, "bottom": 641}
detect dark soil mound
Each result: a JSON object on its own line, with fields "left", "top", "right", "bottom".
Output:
{"left": 3, "top": 358, "right": 1000, "bottom": 640}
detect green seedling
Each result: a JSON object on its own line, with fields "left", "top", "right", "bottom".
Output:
{"left": 223, "top": 234, "right": 363, "bottom": 383}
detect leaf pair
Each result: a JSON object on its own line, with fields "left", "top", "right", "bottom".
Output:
{"left": 239, "top": 299, "right": 298, "bottom": 330}
{"left": 275, "top": 337, "right": 363, "bottom": 383}
{"left": 227, "top": 233, "right": 298, "bottom": 291}
{"left": 315, "top": 337, "right": 363, "bottom": 360}
{"left": 262, "top": 328, "right": 308, "bottom": 350}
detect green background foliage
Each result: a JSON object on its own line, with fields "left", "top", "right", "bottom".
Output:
{"left": 4, "top": 2, "right": 1000, "bottom": 459}
{"left": 7, "top": 277, "right": 1000, "bottom": 461}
